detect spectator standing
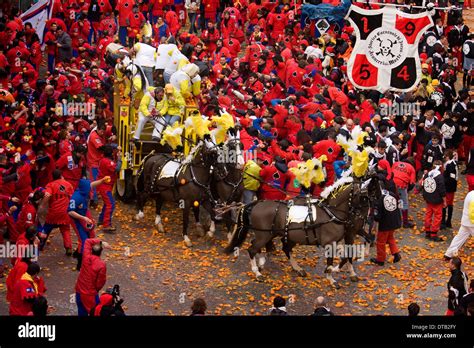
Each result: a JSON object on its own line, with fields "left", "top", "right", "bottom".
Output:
{"left": 311, "top": 296, "right": 334, "bottom": 316}
{"left": 269, "top": 296, "right": 287, "bottom": 315}
{"left": 446, "top": 257, "right": 469, "bottom": 316}
{"left": 75, "top": 238, "right": 109, "bottom": 316}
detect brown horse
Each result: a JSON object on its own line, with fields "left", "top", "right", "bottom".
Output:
{"left": 135, "top": 136, "right": 225, "bottom": 247}
{"left": 224, "top": 174, "right": 380, "bottom": 288}
{"left": 210, "top": 128, "right": 245, "bottom": 239}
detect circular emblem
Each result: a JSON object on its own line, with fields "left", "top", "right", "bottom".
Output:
{"left": 431, "top": 91, "right": 444, "bottom": 106}
{"left": 426, "top": 34, "right": 437, "bottom": 47}
{"left": 383, "top": 195, "right": 397, "bottom": 212}
{"left": 366, "top": 28, "right": 408, "bottom": 69}
{"left": 27, "top": 213, "right": 32, "bottom": 220}
{"left": 441, "top": 123, "right": 455, "bottom": 138}
{"left": 423, "top": 176, "right": 436, "bottom": 193}
{"left": 463, "top": 42, "right": 471, "bottom": 55}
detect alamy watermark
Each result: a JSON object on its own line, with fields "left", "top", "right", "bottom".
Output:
{"left": 55, "top": 101, "right": 96, "bottom": 118}
{"left": 0, "top": 242, "right": 38, "bottom": 259}
{"left": 324, "top": 242, "right": 366, "bottom": 261}
{"left": 217, "top": 149, "right": 258, "bottom": 164}
{"left": 379, "top": 102, "right": 421, "bottom": 117}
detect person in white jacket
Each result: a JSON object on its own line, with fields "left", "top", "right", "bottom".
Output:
{"left": 444, "top": 190, "right": 474, "bottom": 260}
{"left": 132, "top": 38, "right": 157, "bottom": 86}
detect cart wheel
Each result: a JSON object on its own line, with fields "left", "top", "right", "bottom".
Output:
{"left": 116, "top": 169, "right": 135, "bottom": 202}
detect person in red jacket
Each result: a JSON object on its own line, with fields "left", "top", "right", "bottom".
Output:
{"left": 6, "top": 257, "right": 31, "bottom": 303}
{"left": 69, "top": 15, "right": 91, "bottom": 57}
{"left": 16, "top": 189, "right": 45, "bottom": 237}
{"left": 9, "top": 263, "right": 43, "bottom": 316}
{"left": 201, "top": 21, "right": 220, "bottom": 54}
{"left": 164, "top": 5, "right": 181, "bottom": 36}
{"left": 127, "top": 5, "right": 146, "bottom": 46}
{"left": 97, "top": 145, "right": 122, "bottom": 232}
{"left": 98, "top": 12, "right": 117, "bottom": 38}
{"left": 87, "top": 122, "right": 107, "bottom": 206}
{"left": 267, "top": 7, "right": 288, "bottom": 43}
{"left": 38, "top": 169, "right": 74, "bottom": 254}
{"left": 259, "top": 156, "right": 288, "bottom": 200}
{"left": 220, "top": 10, "right": 238, "bottom": 40}
{"left": 12, "top": 225, "right": 39, "bottom": 266}
{"left": 392, "top": 158, "right": 416, "bottom": 228}
{"left": 75, "top": 238, "right": 108, "bottom": 316}
{"left": 55, "top": 145, "right": 87, "bottom": 190}
{"left": 312, "top": 131, "right": 341, "bottom": 185}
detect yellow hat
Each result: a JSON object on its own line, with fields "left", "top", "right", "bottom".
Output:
{"left": 164, "top": 84, "right": 174, "bottom": 94}
{"left": 431, "top": 79, "right": 439, "bottom": 86}
{"left": 422, "top": 63, "right": 429, "bottom": 69}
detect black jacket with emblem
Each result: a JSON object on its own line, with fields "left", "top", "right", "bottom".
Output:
{"left": 386, "top": 145, "right": 400, "bottom": 166}
{"left": 422, "top": 143, "right": 444, "bottom": 170}
{"left": 374, "top": 189, "right": 402, "bottom": 232}
{"left": 422, "top": 170, "right": 446, "bottom": 204}
{"left": 443, "top": 160, "right": 458, "bottom": 193}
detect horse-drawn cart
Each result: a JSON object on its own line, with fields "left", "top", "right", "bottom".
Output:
{"left": 113, "top": 82, "right": 198, "bottom": 202}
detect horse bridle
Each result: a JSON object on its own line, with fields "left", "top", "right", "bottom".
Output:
{"left": 212, "top": 138, "right": 244, "bottom": 205}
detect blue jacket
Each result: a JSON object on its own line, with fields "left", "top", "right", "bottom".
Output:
{"left": 68, "top": 179, "right": 91, "bottom": 217}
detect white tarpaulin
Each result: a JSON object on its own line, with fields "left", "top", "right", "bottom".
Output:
{"left": 20, "top": 0, "right": 53, "bottom": 44}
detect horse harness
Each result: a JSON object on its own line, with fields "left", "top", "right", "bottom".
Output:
{"left": 281, "top": 182, "right": 359, "bottom": 245}
{"left": 148, "top": 150, "right": 214, "bottom": 202}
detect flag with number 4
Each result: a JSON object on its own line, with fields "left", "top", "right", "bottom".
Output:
{"left": 346, "top": 5, "right": 433, "bottom": 92}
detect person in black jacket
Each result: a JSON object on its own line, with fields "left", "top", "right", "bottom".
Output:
{"left": 386, "top": 137, "right": 402, "bottom": 166}
{"left": 441, "top": 150, "right": 458, "bottom": 229}
{"left": 311, "top": 296, "right": 334, "bottom": 316}
{"left": 269, "top": 296, "right": 287, "bottom": 316}
{"left": 455, "top": 280, "right": 474, "bottom": 316}
{"left": 446, "top": 257, "right": 469, "bottom": 316}
{"left": 422, "top": 133, "right": 444, "bottom": 171}
{"left": 370, "top": 172, "right": 402, "bottom": 266}
{"left": 439, "top": 112, "right": 461, "bottom": 150}
{"left": 422, "top": 160, "right": 446, "bottom": 241}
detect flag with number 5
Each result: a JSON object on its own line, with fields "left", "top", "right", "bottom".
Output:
{"left": 346, "top": 5, "right": 433, "bottom": 92}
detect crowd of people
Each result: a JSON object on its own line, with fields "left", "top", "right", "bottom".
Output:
{"left": 0, "top": 0, "right": 473, "bottom": 316}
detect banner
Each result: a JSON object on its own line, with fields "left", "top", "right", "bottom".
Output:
{"left": 20, "top": 0, "right": 53, "bottom": 44}
{"left": 346, "top": 5, "right": 433, "bottom": 92}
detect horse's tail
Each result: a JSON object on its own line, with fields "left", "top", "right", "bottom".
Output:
{"left": 224, "top": 201, "right": 255, "bottom": 254}
{"left": 136, "top": 150, "right": 155, "bottom": 193}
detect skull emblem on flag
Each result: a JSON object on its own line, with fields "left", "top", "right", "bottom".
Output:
{"left": 346, "top": 6, "right": 433, "bottom": 92}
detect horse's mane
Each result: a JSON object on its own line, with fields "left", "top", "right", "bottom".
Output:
{"left": 182, "top": 141, "right": 203, "bottom": 165}
{"left": 320, "top": 173, "right": 354, "bottom": 200}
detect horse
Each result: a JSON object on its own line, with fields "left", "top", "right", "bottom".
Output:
{"left": 209, "top": 128, "right": 245, "bottom": 240}
{"left": 325, "top": 174, "right": 381, "bottom": 287}
{"left": 135, "top": 135, "right": 225, "bottom": 247}
{"left": 224, "top": 173, "right": 381, "bottom": 288}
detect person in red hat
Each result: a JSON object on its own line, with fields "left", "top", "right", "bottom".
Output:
{"left": 9, "top": 263, "right": 45, "bottom": 316}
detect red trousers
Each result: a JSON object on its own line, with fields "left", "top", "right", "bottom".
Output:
{"left": 98, "top": 187, "right": 115, "bottom": 227}
{"left": 467, "top": 174, "right": 474, "bottom": 192}
{"left": 415, "top": 143, "right": 424, "bottom": 172}
{"left": 375, "top": 230, "right": 399, "bottom": 262}
{"left": 445, "top": 192, "right": 455, "bottom": 206}
{"left": 463, "top": 134, "right": 474, "bottom": 162}
{"left": 424, "top": 203, "right": 443, "bottom": 234}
